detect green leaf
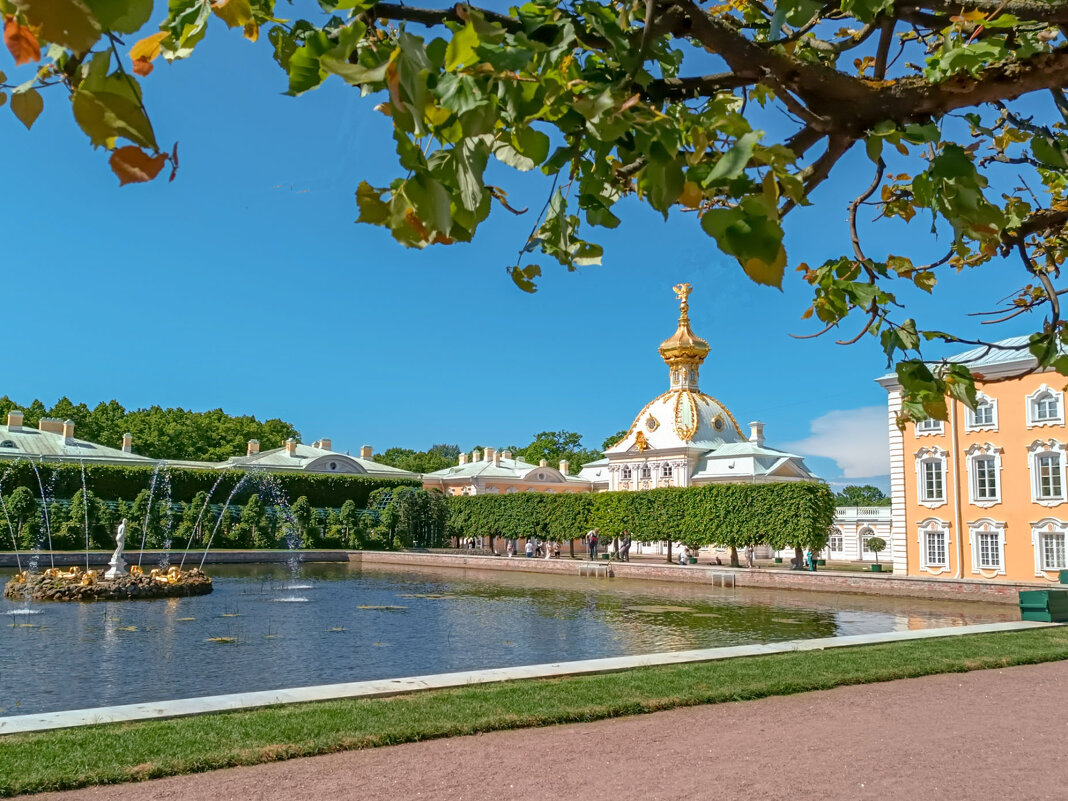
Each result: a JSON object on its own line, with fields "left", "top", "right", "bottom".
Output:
{"left": 355, "top": 181, "right": 390, "bottom": 225}
{"left": 10, "top": 88, "right": 43, "bottom": 130}
{"left": 700, "top": 198, "right": 785, "bottom": 287}
{"left": 435, "top": 73, "right": 485, "bottom": 116}
{"left": 71, "top": 55, "right": 156, "bottom": 149}
{"left": 84, "top": 0, "right": 152, "bottom": 34}
{"left": 445, "top": 21, "right": 479, "bottom": 71}
{"left": 704, "top": 131, "right": 761, "bottom": 185}
{"left": 320, "top": 54, "right": 388, "bottom": 85}
{"left": 640, "top": 159, "right": 684, "bottom": 217}
{"left": 508, "top": 263, "right": 541, "bottom": 293}
{"left": 403, "top": 173, "right": 452, "bottom": 236}
{"left": 1032, "top": 136, "right": 1068, "bottom": 169}
{"left": 13, "top": 0, "right": 100, "bottom": 53}
{"left": 451, "top": 137, "right": 490, "bottom": 212}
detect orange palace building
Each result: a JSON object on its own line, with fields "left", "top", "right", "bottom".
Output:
{"left": 879, "top": 336, "right": 1068, "bottom": 583}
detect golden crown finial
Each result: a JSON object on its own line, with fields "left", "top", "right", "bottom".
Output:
{"left": 673, "top": 283, "right": 692, "bottom": 321}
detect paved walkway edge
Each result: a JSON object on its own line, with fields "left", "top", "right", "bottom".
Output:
{"left": 0, "top": 620, "right": 1052, "bottom": 736}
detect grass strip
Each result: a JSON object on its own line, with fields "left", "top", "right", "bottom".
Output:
{"left": 3, "top": 626, "right": 1068, "bottom": 797}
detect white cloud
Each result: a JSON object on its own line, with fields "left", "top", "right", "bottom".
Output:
{"left": 783, "top": 406, "right": 889, "bottom": 478}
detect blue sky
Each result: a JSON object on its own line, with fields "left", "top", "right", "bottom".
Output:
{"left": 1, "top": 11, "right": 1046, "bottom": 489}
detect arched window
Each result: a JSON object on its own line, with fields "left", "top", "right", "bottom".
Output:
{"left": 0, "top": 440, "right": 16, "bottom": 448}
{"left": 828, "top": 528, "right": 843, "bottom": 553}
{"left": 966, "top": 394, "right": 998, "bottom": 431}
{"left": 916, "top": 418, "right": 944, "bottom": 436}
{"left": 661, "top": 463, "right": 672, "bottom": 478}
{"left": 1028, "top": 440, "right": 1067, "bottom": 505}
{"left": 965, "top": 443, "right": 1003, "bottom": 507}
{"left": 915, "top": 447, "right": 948, "bottom": 507}
{"left": 859, "top": 527, "right": 876, "bottom": 554}
{"left": 640, "top": 465, "right": 651, "bottom": 480}
{"left": 621, "top": 466, "right": 632, "bottom": 480}
{"left": 1027, "top": 384, "right": 1065, "bottom": 428}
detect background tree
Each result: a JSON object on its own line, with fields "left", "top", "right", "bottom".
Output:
{"left": 513, "top": 431, "right": 601, "bottom": 473}
{"left": 4, "top": 486, "right": 40, "bottom": 550}
{"left": 289, "top": 496, "right": 316, "bottom": 549}
{"left": 834, "top": 485, "right": 892, "bottom": 507}
{"left": 377, "top": 444, "right": 461, "bottom": 473}
{"left": 602, "top": 431, "right": 628, "bottom": 451}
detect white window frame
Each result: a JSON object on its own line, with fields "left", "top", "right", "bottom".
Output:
{"left": 915, "top": 417, "right": 945, "bottom": 437}
{"left": 965, "top": 443, "right": 1003, "bottom": 508}
{"left": 859, "top": 526, "right": 876, "bottom": 556}
{"left": 967, "top": 518, "right": 1006, "bottom": 576}
{"left": 828, "top": 527, "right": 844, "bottom": 554}
{"left": 661, "top": 463, "right": 672, "bottom": 478}
{"left": 640, "top": 464, "right": 651, "bottom": 480}
{"left": 621, "top": 465, "right": 632, "bottom": 480}
{"left": 914, "top": 447, "right": 948, "bottom": 509}
{"left": 1026, "top": 383, "right": 1065, "bottom": 429}
{"left": 1028, "top": 440, "right": 1068, "bottom": 507}
{"left": 965, "top": 393, "right": 998, "bottom": 432}
{"left": 1031, "top": 518, "right": 1068, "bottom": 576}
{"left": 917, "top": 518, "right": 951, "bottom": 575}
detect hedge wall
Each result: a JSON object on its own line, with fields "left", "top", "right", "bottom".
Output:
{"left": 0, "top": 462, "right": 419, "bottom": 508}
{"left": 446, "top": 483, "right": 836, "bottom": 551}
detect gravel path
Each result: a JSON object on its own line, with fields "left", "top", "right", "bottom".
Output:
{"left": 23, "top": 661, "right": 1068, "bottom": 801}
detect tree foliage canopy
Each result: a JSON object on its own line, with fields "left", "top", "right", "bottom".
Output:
{"left": 0, "top": 395, "right": 298, "bottom": 462}
{"left": 833, "top": 483, "right": 891, "bottom": 506}
{"left": 8, "top": 0, "right": 1068, "bottom": 413}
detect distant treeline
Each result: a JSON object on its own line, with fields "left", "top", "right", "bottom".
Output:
{"left": 0, "top": 396, "right": 299, "bottom": 462}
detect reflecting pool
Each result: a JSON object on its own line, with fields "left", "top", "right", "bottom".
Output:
{"left": 0, "top": 562, "right": 1015, "bottom": 715}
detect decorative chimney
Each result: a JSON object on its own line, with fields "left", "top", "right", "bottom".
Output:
{"left": 485, "top": 447, "right": 496, "bottom": 462}
{"left": 749, "top": 421, "right": 766, "bottom": 447}
{"left": 458, "top": 452, "right": 468, "bottom": 465}
{"left": 360, "top": 445, "right": 373, "bottom": 460}
{"left": 284, "top": 438, "right": 298, "bottom": 456}
{"left": 38, "top": 417, "right": 64, "bottom": 434}
{"left": 6, "top": 410, "right": 23, "bottom": 430}
{"left": 319, "top": 438, "right": 332, "bottom": 451}
{"left": 122, "top": 433, "right": 133, "bottom": 453}
{"left": 62, "top": 419, "right": 75, "bottom": 443}
{"left": 559, "top": 459, "right": 570, "bottom": 475}
{"left": 539, "top": 459, "right": 548, "bottom": 467}
{"left": 502, "top": 450, "right": 512, "bottom": 461}
{"left": 492, "top": 451, "right": 501, "bottom": 467}
{"left": 247, "top": 439, "right": 260, "bottom": 456}
{"left": 472, "top": 449, "right": 482, "bottom": 462}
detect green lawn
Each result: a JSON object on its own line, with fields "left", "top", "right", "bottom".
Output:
{"left": 2, "top": 626, "right": 1067, "bottom": 797}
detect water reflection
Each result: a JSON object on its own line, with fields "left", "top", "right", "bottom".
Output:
{"left": 0, "top": 563, "right": 1013, "bottom": 716}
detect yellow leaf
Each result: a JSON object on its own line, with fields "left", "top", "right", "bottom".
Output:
{"left": 742, "top": 244, "right": 787, "bottom": 289}
{"left": 211, "top": 0, "right": 252, "bottom": 29}
{"left": 11, "top": 87, "right": 43, "bottom": 130}
{"left": 678, "top": 180, "right": 703, "bottom": 209}
{"left": 424, "top": 102, "right": 450, "bottom": 126}
{"left": 243, "top": 20, "right": 258, "bottom": 41}
{"left": 130, "top": 31, "right": 167, "bottom": 62}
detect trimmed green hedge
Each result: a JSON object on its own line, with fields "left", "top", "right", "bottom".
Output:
{"left": 447, "top": 482, "right": 836, "bottom": 551}
{"left": 0, "top": 462, "right": 419, "bottom": 508}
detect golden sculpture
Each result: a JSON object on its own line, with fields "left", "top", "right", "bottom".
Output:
{"left": 130, "top": 565, "right": 144, "bottom": 576}
{"left": 659, "top": 284, "right": 710, "bottom": 368}
{"left": 634, "top": 431, "right": 651, "bottom": 451}
{"left": 13, "top": 571, "right": 27, "bottom": 584}
{"left": 80, "top": 570, "right": 96, "bottom": 586}
{"left": 672, "top": 282, "right": 692, "bottom": 319}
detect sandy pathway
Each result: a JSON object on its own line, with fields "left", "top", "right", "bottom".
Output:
{"left": 23, "top": 660, "right": 1068, "bottom": 801}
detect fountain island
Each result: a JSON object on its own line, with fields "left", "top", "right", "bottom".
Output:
{"left": 3, "top": 518, "right": 212, "bottom": 602}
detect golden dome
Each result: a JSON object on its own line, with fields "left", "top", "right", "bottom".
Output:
{"left": 658, "top": 283, "right": 710, "bottom": 367}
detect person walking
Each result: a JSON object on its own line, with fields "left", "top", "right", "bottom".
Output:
{"left": 525, "top": 539, "right": 534, "bottom": 558}
{"left": 745, "top": 544, "right": 755, "bottom": 569}
{"left": 585, "top": 528, "right": 599, "bottom": 560}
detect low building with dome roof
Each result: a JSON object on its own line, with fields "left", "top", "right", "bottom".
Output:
{"left": 578, "top": 283, "right": 816, "bottom": 491}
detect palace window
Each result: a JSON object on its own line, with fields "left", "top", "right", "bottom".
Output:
{"left": 0, "top": 440, "right": 15, "bottom": 448}
{"left": 859, "top": 527, "right": 876, "bottom": 554}
{"left": 621, "top": 466, "right": 632, "bottom": 480}
{"left": 828, "top": 528, "right": 843, "bottom": 553}
{"left": 1034, "top": 521, "right": 1068, "bottom": 572}
{"left": 661, "top": 463, "right": 672, "bottom": 478}
{"left": 968, "top": 520, "right": 1005, "bottom": 574}
{"left": 965, "top": 444, "right": 1002, "bottom": 507}
{"left": 916, "top": 418, "right": 944, "bottom": 436}
{"left": 1027, "top": 385, "right": 1065, "bottom": 428}
{"left": 924, "top": 529, "right": 948, "bottom": 567}
{"left": 640, "top": 465, "right": 651, "bottom": 480}
{"left": 1029, "top": 441, "right": 1068, "bottom": 505}
{"left": 966, "top": 395, "right": 998, "bottom": 431}
{"left": 918, "top": 518, "right": 951, "bottom": 573}
{"left": 915, "top": 448, "right": 948, "bottom": 507}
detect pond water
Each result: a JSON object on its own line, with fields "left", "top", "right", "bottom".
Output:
{"left": 0, "top": 563, "right": 1015, "bottom": 716}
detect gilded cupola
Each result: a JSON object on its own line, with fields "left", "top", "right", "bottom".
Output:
{"left": 658, "top": 283, "right": 710, "bottom": 391}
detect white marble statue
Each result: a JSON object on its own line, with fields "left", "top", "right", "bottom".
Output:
{"left": 105, "top": 518, "right": 129, "bottom": 579}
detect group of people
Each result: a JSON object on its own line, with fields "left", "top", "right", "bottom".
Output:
{"left": 504, "top": 538, "right": 561, "bottom": 559}
{"left": 584, "top": 529, "right": 633, "bottom": 561}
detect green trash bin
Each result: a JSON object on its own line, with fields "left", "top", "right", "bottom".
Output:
{"left": 1059, "top": 569, "right": 1068, "bottom": 585}
{"left": 1019, "top": 589, "right": 1068, "bottom": 622}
